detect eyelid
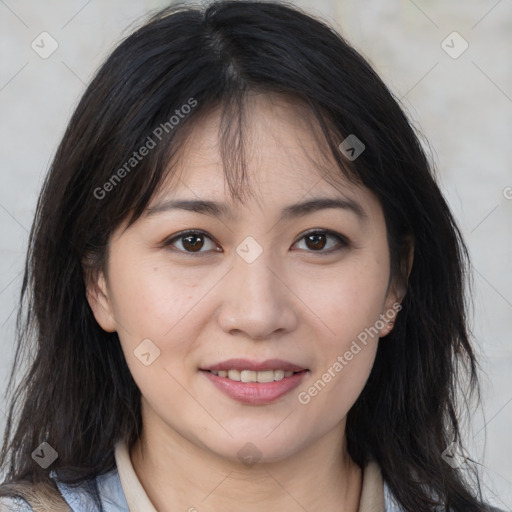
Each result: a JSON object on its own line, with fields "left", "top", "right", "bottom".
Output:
{"left": 163, "top": 228, "right": 349, "bottom": 255}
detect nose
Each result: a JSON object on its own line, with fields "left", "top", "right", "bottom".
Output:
{"left": 216, "top": 246, "right": 298, "bottom": 340}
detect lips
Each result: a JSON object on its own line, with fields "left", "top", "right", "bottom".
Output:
{"left": 200, "top": 358, "right": 309, "bottom": 404}
{"left": 201, "top": 368, "right": 309, "bottom": 405}
{"left": 201, "top": 358, "right": 307, "bottom": 373}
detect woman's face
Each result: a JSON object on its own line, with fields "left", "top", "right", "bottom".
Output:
{"left": 87, "top": 93, "right": 401, "bottom": 464}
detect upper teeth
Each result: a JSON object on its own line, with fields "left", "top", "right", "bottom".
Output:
{"left": 210, "top": 369, "right": 296, "bottom": 382}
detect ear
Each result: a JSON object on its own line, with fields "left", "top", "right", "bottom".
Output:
{"left": 83, "top": 267, "right": 117, "bottom": 333}
{"left": 379, "top": 237, "right": 414, "bottom": 338}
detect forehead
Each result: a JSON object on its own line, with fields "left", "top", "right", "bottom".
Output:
{"left": 150, "top": 91, "right": 377, "bottom": 218}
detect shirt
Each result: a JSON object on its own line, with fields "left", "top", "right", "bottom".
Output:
{"left": 0, "top": 441, "right": 407, "bottom": 511}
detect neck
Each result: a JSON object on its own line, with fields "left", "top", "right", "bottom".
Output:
{"left": 130, "top": 401, "right": 362, "bottom": 512}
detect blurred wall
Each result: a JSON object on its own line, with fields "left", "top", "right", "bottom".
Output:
{"left": 1, "top": 0, "right": 510, "bottom": 508}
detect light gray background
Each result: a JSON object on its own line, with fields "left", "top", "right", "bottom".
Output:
{"left": 0, "top": 0, "right": 511, "bottom": 509}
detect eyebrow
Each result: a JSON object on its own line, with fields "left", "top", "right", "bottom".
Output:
{"left": 145, "top": 196, "right": 367, "bottom": 222}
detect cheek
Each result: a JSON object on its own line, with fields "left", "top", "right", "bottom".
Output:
{"left": 293, "top": 252, "right": 388, "bottom": 417}
{"left": 108, "top": 260, "right": 198, "bottom": 415}
{"left": 105, "top": 255, "right": 206, "bottom": 398}
{"left": 297, "top": 252, "right": 390, "bottom": 342}
{"left": 297, "top": 328, "right": 378, "bottom": 427}
{"left": 316, "top": 348, "right": 376, "bottom": 429}
{"left": 107, "top": 253, "right": 204, "bottom": 338}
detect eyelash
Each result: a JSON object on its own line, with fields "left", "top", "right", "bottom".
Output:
{"left": 162, "top": 229, "right": 349, "bottom": 256}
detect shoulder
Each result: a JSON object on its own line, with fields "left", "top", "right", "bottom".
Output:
{"left": 383, "top": 481, "right": 406, "bottom": 511}
{"left": 0, "top": 468, "right": 127, "bottom": 512}
{"left": 53, "top": 467, "right": 128, "bottom": 511}
{"left": 0, "top": 496, "right": 32, "bottom": 511}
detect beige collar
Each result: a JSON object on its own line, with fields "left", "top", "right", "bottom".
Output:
{"left": 115, "top": 441, "right": 384, "bottom": 511}
{"left": 115, "top": 441, "right": 157, "bottom": 511}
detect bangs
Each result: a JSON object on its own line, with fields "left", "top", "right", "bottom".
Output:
{"left": 118, "top": 87, "right": 363, "bottom": 234}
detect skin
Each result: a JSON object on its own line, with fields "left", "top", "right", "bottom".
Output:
{"left": 86, "top": 92, "right": 408, "bottom": 512}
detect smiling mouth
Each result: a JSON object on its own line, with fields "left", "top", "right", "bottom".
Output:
{"left": 204, "top": 369, "right": 307, "bottom": 383}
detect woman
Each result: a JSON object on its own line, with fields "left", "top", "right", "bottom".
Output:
{"left": 0, "top": 1, "right": 503, "bottom": 510}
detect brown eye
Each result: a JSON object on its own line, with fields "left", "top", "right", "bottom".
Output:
{"left": 165, "top": 230, "right": 218, "bottom": 254}
{"left": 305, "top": 233, "right": 327, "bottom": 250}
{"left": 181, "top": 233, "right": 205, "bottom": 252}
{"left": 164, "top": 229, "right": 348, "bottom": 256}
{"left": 294, "top": 230, "right": 348, "bottom": 253}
